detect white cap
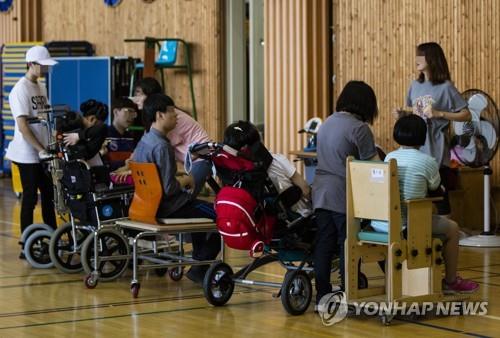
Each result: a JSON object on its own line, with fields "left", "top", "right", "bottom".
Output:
{"left": 25, "top": 46, "right": 58, "bottom": 66}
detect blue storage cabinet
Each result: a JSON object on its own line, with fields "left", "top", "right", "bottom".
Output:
{"left": 48, "top": 57, "right": 112, "bottom": 124}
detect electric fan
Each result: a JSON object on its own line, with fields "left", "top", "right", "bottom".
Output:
{"left": 451, "top": 89, "right": 500, "bottom": 247}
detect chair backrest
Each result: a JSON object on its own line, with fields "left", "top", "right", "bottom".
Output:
{"left": 347, "top": 158, "right": 400, "bottom": 220}
{"left": 156, "top": 40, "right": 178, "bottom": 66}
{"left": 129, "top": 161, "right": 162, "bottom": 224}
{"left": 346, "top": 157, "right": 402, "bottom": 243}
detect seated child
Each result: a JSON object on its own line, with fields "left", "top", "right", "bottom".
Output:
{"left": 223, "top": 120, "right": 312, "bottom": 217}
{"left": 115, "top": 78, "right": 211, "bottom": 196}
{"left": 371, "top": 115, "right": 478, "bottom": 294}
{"left": 105, "top": 97, "right": 138, "bottom": 171}
{"left": 133, "top": 93, "right": 220, "bottom": 284}
{"left": 62, "top": 99, "right": 108, "bottom": 166}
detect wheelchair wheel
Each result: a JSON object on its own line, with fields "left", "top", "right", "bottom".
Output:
{"left": 49, "top": 223, "right": 90, "bottom": 273}
{"left": 203, "top": 262, "right": 234, "bottom": 306}
{"left": 281, "top": 270, "right": 312, "bottom": 315}
{"left": 24, "top": 230, "right": 54, "bottom": 269}
{"left": 81, "top": 229, "right": 130, "bottom": 282}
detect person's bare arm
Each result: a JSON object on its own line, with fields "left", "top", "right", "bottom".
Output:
{"left": 17, "top": 116, "right": 45, "bottom": 152}
{"left": 290, "top": 172, "right": 311, "bottom": 198}
{"left": 424, "top": 106, "right": 471, "bottom": 122}
{"left": 392, "top": 107, "right": 413, "bottom": 120}
{"left": 176, "top": 161, "right": 187, "bottom": 176}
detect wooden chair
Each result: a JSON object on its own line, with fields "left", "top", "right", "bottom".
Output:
{"left": 345, "top": 156, "right": 448, "bottom": 304}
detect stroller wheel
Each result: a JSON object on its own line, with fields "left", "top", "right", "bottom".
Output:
{"left": 81, "top": 229, "right": 130, "bottom": 282}
{"left": 24, "top": 230, "right": 54, "bottom": 269}
{"left": 281, "top": 270, "right": 312, "bottom": 315}
{"left": 203, "top": 262, "right": 234, "bottom": 306}
{"left": 49, "top": 223, "right": 90, "bottom": 274}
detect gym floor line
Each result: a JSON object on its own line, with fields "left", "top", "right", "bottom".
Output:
{"left": 0, "top": 299, "right": 493, "bottom": 338}
{"left": 0, "top": 287, "right": 266, "bottom": 319}
{"left": 0, "top": 299, "right": 278, "bottom": 331}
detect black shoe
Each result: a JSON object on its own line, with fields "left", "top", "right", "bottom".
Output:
{"left": 186, "top": 265, "right": 208, "bottom": 285}
{"left": 19, "top": 252, "right": 26, "bottom": 260}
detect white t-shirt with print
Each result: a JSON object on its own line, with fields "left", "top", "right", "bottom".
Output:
{"left": 267, "top": 153, "right": 312, "bottom": 216}
{"left": 6, "top": 77, "right": 50, "bottom": 164}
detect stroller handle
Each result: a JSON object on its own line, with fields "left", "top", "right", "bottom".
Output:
{"left": 189, "top": 142, "right": 239, "bottom": 158}
{"left": 189, "top": 142, "right": 226, "bottom": 159}
{"left": 189, "top": 142, "right": 223, "bottom": 153}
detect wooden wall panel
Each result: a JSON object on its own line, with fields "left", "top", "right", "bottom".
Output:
{"left": 332, "top": 0, "right": 500, "bottom": 183}
{"left": 264, "top": 0, "right": 331, "bottom": 156}
{"left": 0, "top": 0, "right": 42, "bottom": 45}
{"left": 41, "top": 0, "right": 225, "bottom": 140}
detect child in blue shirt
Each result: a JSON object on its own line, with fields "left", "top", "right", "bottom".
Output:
{"left": 372, "top": 115, "right": 478, "bottom": 294}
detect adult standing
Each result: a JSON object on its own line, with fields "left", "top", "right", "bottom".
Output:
{"left": 395, "top": 42, "right": 471, "bottom": 215}
{"left": 6, "top": 46, "right": 58, "bottom": 258}
{"left": 312, "top": 81, "right": 380, "bottom": 306}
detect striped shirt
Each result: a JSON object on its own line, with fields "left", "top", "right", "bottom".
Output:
{"left": 371, "top": 148, "right": 440, "bottom": 233}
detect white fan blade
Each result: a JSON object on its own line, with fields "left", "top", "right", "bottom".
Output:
{"left": 467, "top": 93, "right": 488, "bottom": 121}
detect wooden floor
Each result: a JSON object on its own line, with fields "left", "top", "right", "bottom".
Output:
{"left": 1, "top": 179, "right": 500, "bottom": 337}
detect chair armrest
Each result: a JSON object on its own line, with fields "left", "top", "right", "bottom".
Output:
{"left": 404, "top": 197, "right": 443, "bottom": 204}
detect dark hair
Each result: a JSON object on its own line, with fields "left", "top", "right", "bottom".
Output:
{"left": 80, "top": 99, "right": 108, "bottom": 122}
{"left": 135, "top": 77, "right": 163, "bottom": 97}
{"left": 223, "top": 120, "right": 261, "bottom": 150}
{"left": 112, "top": 97, "right": 137, "bottom": 112}
{"left": 393, "top": 114, "right": 427, "bottom": 146}
{"left": 335, "top": 81, "right": 378, "bottom": 124}
{"left": 143, "top": 93, "right": 175, "bottom": 125}
{"left": 416, "top": 42, "right": 451, "bottom": 84}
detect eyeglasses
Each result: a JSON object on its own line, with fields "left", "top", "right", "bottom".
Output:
{"left": 122, "top": 108, "right": 137, "bottom": 117}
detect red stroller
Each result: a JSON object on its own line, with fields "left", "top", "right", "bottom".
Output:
{"left": 190, "top": 142, "right": 328, "bottom": 315}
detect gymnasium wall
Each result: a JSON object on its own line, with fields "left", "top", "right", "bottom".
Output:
{"left": 40, "top": 0, "right": 225, "bottom": 139}
{"left": 332, "top": 0, "right": 500, "bottom": 183}
{"left": 264, "top": 0, "right": 331, "bottom": 157}
{"left": 0, "top": 0, "right": 41, "bottom": 45}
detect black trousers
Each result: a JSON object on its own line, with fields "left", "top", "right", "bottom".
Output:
{"left": 313, "top": 208, "right": 346, "bottom": 303}
{"left": 15, "top": 162, "right": 57, "bottom": 234}
{"left": 159, "top": 199, "right": 221, "bottom": 261}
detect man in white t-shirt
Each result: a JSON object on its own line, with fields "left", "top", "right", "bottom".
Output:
{"left": 5, "top": 46, "right": 58, "bottom": 258}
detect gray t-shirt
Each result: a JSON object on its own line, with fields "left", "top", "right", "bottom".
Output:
{"left": 312, "top": 112, "right": 377, "bottom": 213}
{"left": 406, "top": 80, "right": 467, "bottom": 167}
{"left": 133, "top": 128, "right": 191, "bottom": 217}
